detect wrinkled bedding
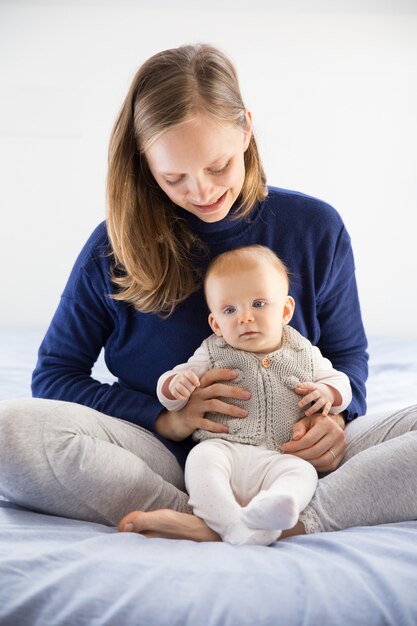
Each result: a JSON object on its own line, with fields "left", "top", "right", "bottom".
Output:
{"left": 0, "top": 330, "right": 416, "bottom": 626}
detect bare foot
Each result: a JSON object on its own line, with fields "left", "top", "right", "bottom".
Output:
{"left": 281, "top": 521, "right": 306, "bottom": 538}
{"left": 118, "top": 509, "right": 221, "bottom": 542}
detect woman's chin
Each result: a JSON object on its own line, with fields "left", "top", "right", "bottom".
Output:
{"left": 188, "top": 190, "right": 233, "bottom": 222}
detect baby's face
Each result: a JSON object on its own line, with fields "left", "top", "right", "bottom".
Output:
{"left": 206, "top": 262, "right": 294, "bottom": 354}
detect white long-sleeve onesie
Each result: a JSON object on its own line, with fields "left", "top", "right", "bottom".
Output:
{"left": 157, "top": 343, "right": 352, "bottom": 413}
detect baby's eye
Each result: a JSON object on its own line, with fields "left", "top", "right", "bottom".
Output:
{"left": 223, "top": 306, "right": 236, "bottom": 315}
{"left": 252, "top": 300, "right": 266, "bottom": 308}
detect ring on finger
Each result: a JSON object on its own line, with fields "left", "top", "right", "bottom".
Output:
{"left": 328, "top": 449, "right": 336, "bottom": 462}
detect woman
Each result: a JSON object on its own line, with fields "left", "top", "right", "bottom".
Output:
{"left": 0, "top": 44, "right": 415, "bottom": 540}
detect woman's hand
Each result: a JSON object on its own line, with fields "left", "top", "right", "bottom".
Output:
{"left": 280, "top": 413, "right": 346, "bottom": 472}
{"left": 155, "top": 368, "right": 251, "bottom": 442}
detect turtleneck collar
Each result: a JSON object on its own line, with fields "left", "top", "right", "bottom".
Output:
{"left": 176, "top": 197, "right": 262, "bottom": 242}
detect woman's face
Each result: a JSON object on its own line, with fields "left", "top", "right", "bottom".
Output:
{"left": 145, "top": 113, "right": 252, "bottom": 223}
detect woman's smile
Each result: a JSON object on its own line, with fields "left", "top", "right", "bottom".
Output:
{"left": 190, "top": 190, "right": 229, "bottom": 213}
{"left": 145, "top": 114, "right": 251, "bottom": 223}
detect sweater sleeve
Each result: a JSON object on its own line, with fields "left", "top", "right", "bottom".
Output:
{"left": 315, "top": 225, "right": 368, "bottom": 421}
{"left": 31, "top": 233, "right": 163, "bottom": 432}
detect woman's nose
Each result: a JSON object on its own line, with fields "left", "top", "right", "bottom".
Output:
{"left": 188, "top": 176, "right": 215, "bottom": 205}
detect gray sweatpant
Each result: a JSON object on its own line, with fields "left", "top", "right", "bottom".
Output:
{"left": 0, "top": 398, "right": 189, "bottom": 526}
{"left": 301, "top": 404, "right": 417, "bottom": 532}
{"left": 0, "top": 398, "right": 416, "bottom": 531}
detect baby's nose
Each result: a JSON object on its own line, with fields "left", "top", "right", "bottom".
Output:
{"left": 239, "top": 310, "right": 254, "bottom": 323}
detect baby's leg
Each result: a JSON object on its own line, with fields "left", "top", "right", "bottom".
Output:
{"left": 185, "top": 440, "right": 279, "bottom": 546}
{"left": 241, "top": 452, "right": 318, "bottom": 531}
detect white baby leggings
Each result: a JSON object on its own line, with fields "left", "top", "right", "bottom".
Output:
{"left": 185, "top": 438, "right": 318, "bottom": 546}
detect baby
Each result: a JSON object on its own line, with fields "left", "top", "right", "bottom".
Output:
{"left": 157, "top": 245, "right": 351, "bottom": 545}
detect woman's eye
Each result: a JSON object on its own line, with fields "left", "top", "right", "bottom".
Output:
{"left": 253, "top": 300, "right": 266, "bottom": 308}
{"left": 210, "top": 161, "right": 230, "bottom": 176}
{"left": 165, "top": 176, "right": 184, "bottom": 186}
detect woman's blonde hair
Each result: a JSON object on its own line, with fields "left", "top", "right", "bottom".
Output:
{"left": 107, "top": 43, "right": 268, "bottom": 317}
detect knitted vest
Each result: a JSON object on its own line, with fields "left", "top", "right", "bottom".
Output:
{"left": 193, "top": 325, "right": 314, "bottom": 450}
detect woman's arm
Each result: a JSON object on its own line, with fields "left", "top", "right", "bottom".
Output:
{"left": 32, "top": 284, "right": 165, "bottom": 433}
{"left": 315, "top": 225, "right": 368, "bottom": 421}
{"left": 31, "top": 226, "right": 165, "bottom": 432}
{"left": 282, "top": 216, "right": 366, "bottom": 471}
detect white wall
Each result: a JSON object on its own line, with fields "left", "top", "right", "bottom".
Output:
{"left": 1, "top": 0, "right": 416, "bottom": 337}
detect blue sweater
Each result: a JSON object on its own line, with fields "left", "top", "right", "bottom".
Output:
{"left": 32, "top": 187, "right": 368, "bottom": 467}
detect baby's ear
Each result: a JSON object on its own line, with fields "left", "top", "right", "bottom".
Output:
{"left": 282, "top": 296, "right": 295, "bottom": 325}
{"left": 208, "top": 313, "right": 223, "bottom": 337}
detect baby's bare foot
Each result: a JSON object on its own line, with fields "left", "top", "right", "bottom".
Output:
{"left": 118, "top": 509, "right": 221, "bottom": 542}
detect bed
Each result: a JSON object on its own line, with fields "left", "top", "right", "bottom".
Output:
{"left": 1, "top": 330, "right": 417, "bottom": 626}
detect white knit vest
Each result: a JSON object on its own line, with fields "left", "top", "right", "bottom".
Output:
{"left": 193, "top": 325, "right": 314, "bottom": 450}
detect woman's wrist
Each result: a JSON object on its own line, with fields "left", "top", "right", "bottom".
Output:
{"left": 155, "top": 408, "right": 190, "bottom": 442}
{"left": 333, "top": 412, "right": 346, "bottom": 430}
{"left": 155, "top": 410, "right": 172, "bottom": 437}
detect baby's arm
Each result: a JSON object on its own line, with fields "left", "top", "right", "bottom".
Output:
{"left": 294, "top": 381, "right": 340, "bottom": 417}
{"left": 156, "top": 346, "right": 210, "bottom": 411}
{"left": 294, "top": 347, "right": 352, "bottom": 417}
{"left": 162, "top": 369, "right": 201, "bottom": 401}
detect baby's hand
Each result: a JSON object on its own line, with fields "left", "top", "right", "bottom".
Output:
{"left": 293, "top": 382, "right": 339, "bottom": 417}
{"left": 168, "top": 369, "right": 200, "bottom": 401}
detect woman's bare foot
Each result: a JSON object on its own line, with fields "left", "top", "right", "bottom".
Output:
{"left": 118, "top": 509, "right": 221, "bottom": 542}
{"left": 281, "top": 521, "right": 306, "bottom": 538}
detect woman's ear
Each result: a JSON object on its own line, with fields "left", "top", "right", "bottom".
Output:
{"left": 243, "top": 110, "right": 252, "bottom": 151}
{"left": 208, "top": 313, "right": 223, "bottom": 337}
{"left": 282, "top": 296, "right": 295, "bottom": 325}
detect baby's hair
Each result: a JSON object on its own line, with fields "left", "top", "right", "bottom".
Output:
{"left": 204, "top": 245, "right": 290, "bottom": 302}
{"left": 106, "top": 43, "right": 268, "bottom": 318}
